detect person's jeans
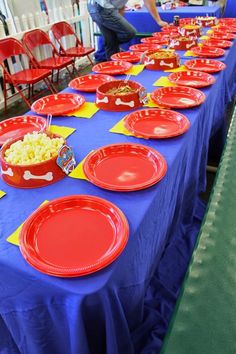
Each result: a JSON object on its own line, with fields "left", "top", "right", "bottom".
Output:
{"left": 87, "top": 2, "right": 136, "bottom": 60}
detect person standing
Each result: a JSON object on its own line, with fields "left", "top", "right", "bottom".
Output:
{"left": 87, "top": 0, "right": 168, "bottom": 61}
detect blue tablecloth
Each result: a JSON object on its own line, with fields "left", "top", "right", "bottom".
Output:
{"left": 0, "top": 37, "right": 236, "bottom": 354}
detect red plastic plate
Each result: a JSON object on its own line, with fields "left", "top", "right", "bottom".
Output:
{"left": 83, "top": 143, "right": 167, "bottom": 191}
{"left": 69, "top": 74, "right": 115, "bottom": 92}
{"left": 191, "top": 46, "right": 225, "bottom": 58}
{"left": 123, "top": 108, "right": 190, "bottom": 139}
{"left": 202, "top": 39, "right": 232, "bottom": 49}
{"left": 0, "top": 115, "right": 46, "bottom": 146}
{"left": 168, "top": 70, "right": 215, "bottom": 88}
{"left": 92, "top": 61, "right": 132, "bottom": 75}
{"left": 111, "top": 51, "right": 141, "bottom": 63}
{"left": 151, "top": 86, "right": 205, "bottom": 109}
{"left": 184, "top": 59, "right": 226, "bottom": 73}
{"left": 141, "top": 37, "right": 168, "bottom": 45}
{"left": 19, "top": 195, "right": 129, "bottom": 277}
{"left": 211, "top": 32, "right": 235, "bottom": 40}
{"left": 129, "top": 43, "right": 161, "bottom": 52}
{"left": 31, "top": 93, "right": 85, "bottom": 116}
{"left": 213, "top": 25, "right": 236, "bottom": 34}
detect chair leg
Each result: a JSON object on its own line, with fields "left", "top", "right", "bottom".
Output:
{"left": 72, "top": 61, "right": 79, "bottom": 75}
{"left": 87, "top": 54, "right": 94, "bottom": 66}
{"left": 3, "top": 79, "right": 7, "bottom": 114}
{"left": 43, "top": 77, "right": 57, "bottom": 94}
{"left": 13, "top": 84, "right": 31, "bottom": 108}
{"left": 65, "top": 66, "right": 74, "bottom": 79}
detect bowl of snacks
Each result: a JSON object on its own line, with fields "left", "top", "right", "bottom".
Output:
{"left": 169, "top": 36, "right": 198, "bottom": 50}
{"left": 0, "top": 132, "right": 66, "bottom": 188}
{"left": 95, "top": 80, "right": 147, "bottom": 111}
{"left": 179, "top": 25, "right": 201, "bottom": 37}
{"left": 144, "top": 49, "right": 180, "bottom": 70}
{"left": 195, "top": 16, "right": 218, "bottom": 27}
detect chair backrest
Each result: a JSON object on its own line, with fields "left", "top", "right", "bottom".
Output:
{"left": 0, "top": 37, "right": 31, "bottom": 75}
{"left": 23, "top": 29, "right": 59, "bottom": 63}
{"left": 51, "top": 21, "right": 76, "bottom": 40}
{"left": 0, "top": 38, "right": 27, "bottom": 62}
{"left": 51, "top": 21, "right": 81, "bottom": 50}
{"left": 23, "top": 29, "right": 53, "bottom": 51}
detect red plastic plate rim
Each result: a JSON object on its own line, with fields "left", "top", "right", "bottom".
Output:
{"left": 191, "top": 46, "right": 225, "bottom": 57}
{"left": 68, "top": 74, "right": 115, "bottom": 92}
{"left": 184, "top": 59, "right": 226, "bottom": 72}
{"left": 168, "top": 71, "right": 215, "bottom": 87}
{"left": 83, "top": 143, "right": 167, "bottom": 191}
{"left": 0, "top": 115, "right": 46, "bottom": 145}
{"left": 151, "top": 86, "right": 206, "bottom": 108}
{"left": 19, "top": 195, "right": 129, "bottom": 277}
{"left": 123, "top": 108, "right": 190, "bottom": 139}
{"left": 31, "top": 93, "right": 85, "bottom": 116}
{"left": 92, "top": 61, "right": 132, "bottom": 74}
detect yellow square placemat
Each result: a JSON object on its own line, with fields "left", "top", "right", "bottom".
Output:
{"left": 0, "top": 190, "right": 6, "bottom": 199}
{"left": 164, "top": 65, "right": 188, "bottom": 73}
{"left": 49, "top": 125, "right": 76, "bottom": 138}
{"left": 124, "top": 64, "right": 145, "bottom": 76}
{"left": 68, "top": 102, "right": 99, "bottom": 119}
{"left": 207, "top": 30, "right": 213, "bottom": 35}
{"left": 199, "top": 35, "right": 209, "bottom": 40}
{"left": 153, "top": 76, "right": 176, "bottom": 87}
{"left": 109, "top": 117, "right": 133, "bottom": 137}
{"left": 68, "top": 156, "right": 89, "bottom": 180}
{"left": 184, "top": 50, "right": 197, "bottom": 57}
{"left": 7, "top": 200, "right": 49, "bottom": 246}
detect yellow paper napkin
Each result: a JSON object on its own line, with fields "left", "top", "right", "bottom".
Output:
{"left": 153, "top": 76, "right": 177, "bottom": 87}
{"left": 7, "top": 200, "right": 49, "bottom": 246}
{"left": 184, "top": 50, "right": 198, "bottom": 57}
{"left": 199, "top": 35, "right": 210, "bottom": 40}
{"left": 49, "top": 125, "right": 76, "bottom": 139}
{"left": 68, "top": 156, "right": 88, "bottom": 180}
{"left": 124, "top": 64, "right": 145, "bottom": 76}
{"left": 144, "top": 93, "right": 163, "bottom": 108}
{"left": 68, "top": 102, "right": 99, "bottom": 119}
{"left": 0, "top": 190, "right": 6, "bottom": 199}
{"left": 164, "top": 65, "right": 188, "bottom": 73}
{"left": 109, "top": 117, "right": 133, "bottom": 137}
{"left": 207, "top": 30, "right": 214, "bottom": 35}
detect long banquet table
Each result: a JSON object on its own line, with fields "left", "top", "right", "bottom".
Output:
{"left": 125, "top": 5, "right": 221, "bottom": 33}
{"left": 95, "top": 5, "right": 221, "bottom": 61}
{"left": 1, "top": 33, "right": 236, "bottom": 354}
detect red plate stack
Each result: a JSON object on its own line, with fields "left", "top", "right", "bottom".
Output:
{"left": 168, "top": 70, "right": 215, "bottom": 88}
{"left": 123, "top": 108, "right": 190, "bottom": 139}
{"left": 83, "top": 143, "right": 167, "bottom": 191}
{"left": 92, "top": 61, "right": 132, "bottom": 75}
{"left": 69, "top": 74, "right": 115, "bottom": 92}
{"left": 111, "top": 51, "right": 142, "bottom": 63}
{"left": 184, "top": 59, "right": 226, "bottom": 73}
{"left": 19, "top": 195, "right": 129, "bottom": 277}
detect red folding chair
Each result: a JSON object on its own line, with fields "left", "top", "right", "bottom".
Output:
{"left": 51, "top": 21, "right": 95, "bottom": 66}
{"left": 22, "top": 29, "right": 75, "bottom": 82}
{"left": 0, "top": 37, "right": 56, "bottom": 112}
